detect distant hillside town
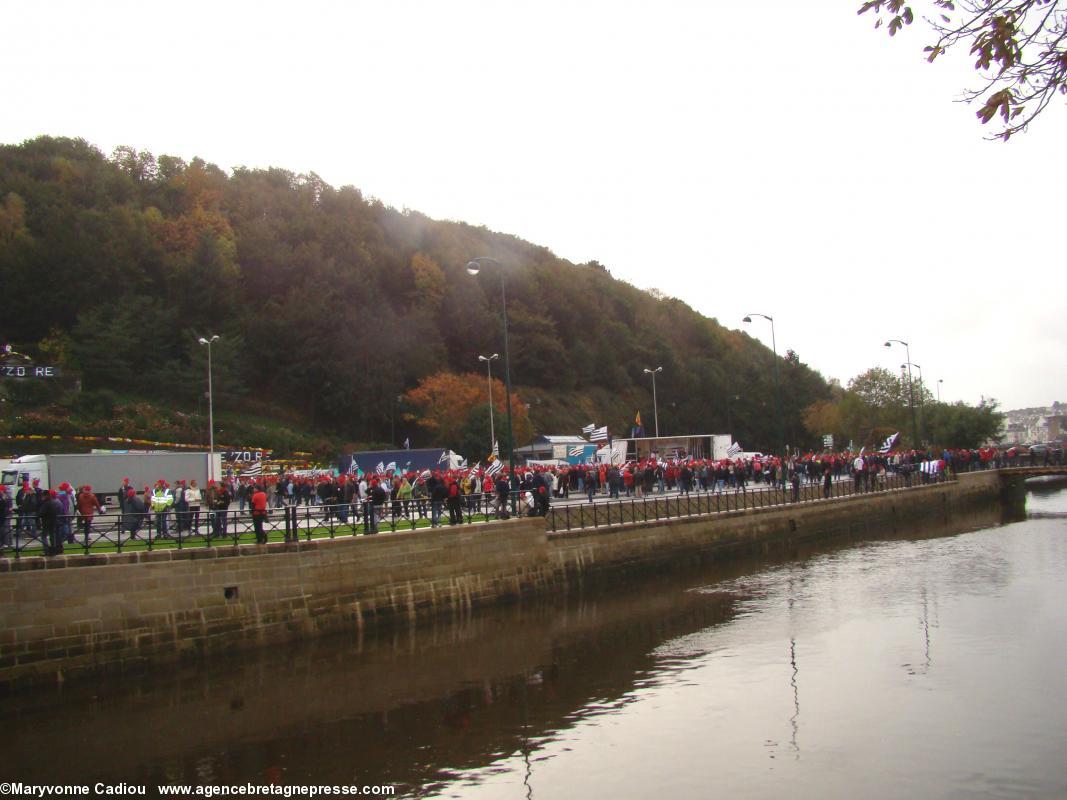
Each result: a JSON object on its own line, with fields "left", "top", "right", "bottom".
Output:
{"left": 1001, "top": 402, "right": 1066, "bottom": 444}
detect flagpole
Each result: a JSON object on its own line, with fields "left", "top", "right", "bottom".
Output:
{"left": 643, "top": 366, "right": 662, "bottom": 438}
{"left": 478, "top": 353, "right": 499, "bottom": 459}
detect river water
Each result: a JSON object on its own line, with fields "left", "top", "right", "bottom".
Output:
{"left": 6, "top": 480, "right": 1067, "bottom": 799}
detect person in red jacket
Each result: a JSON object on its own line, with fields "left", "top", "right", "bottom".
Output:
{"left": 251, "top": 483, "right": 269, "bottom": 544}
{"left": 75, "top": 485, "right": 102, "bottom": 539}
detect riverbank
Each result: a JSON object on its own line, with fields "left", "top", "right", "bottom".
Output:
{"left": 0, "top": 471, "right": 1006, "bottom": 690}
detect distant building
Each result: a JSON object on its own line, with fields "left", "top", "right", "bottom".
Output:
{"left": 999, "top": 403, "right": 1066, "bottom": 444}
{"left": 513, "top": 435, "right": 592, "bottom": 464}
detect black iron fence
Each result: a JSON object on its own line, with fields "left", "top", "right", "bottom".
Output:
{"left": 0, "top": 469, "right": 958, "bottom": 557}
{"left": 0, "top": 491, "right": 519, "bottom": 558}
{"left": 546, "top": 470, "right": 954, "bottom": 533}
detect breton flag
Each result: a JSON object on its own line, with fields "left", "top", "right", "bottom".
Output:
{"left": 419, "top": 469, "right": 432, "bottom": 480}
{"left": 879, "top": 432, "right": 900, "bottom": 454}
{"left": 347, "top": 459, "right": 360, "bottom": 475}
{"left": 590, "top": 426, "right": 609, "bottom": 442}
{"left": 385, "top": 461, "right": 397, "bottom": 473}
{"left": 582, "top": 423, "right": 597, "bottom": 435}
{"left": 438, "top": 450, "right": 450, "bottom": 464}
{"left": 243, "top": 462, "right": 263, "bottom": 477}
{"left": 403, "top": 437, "right": 410, "bottom": 450}
{"left": 568, "top": 445, "right": 585, "bottom": 457}
{"left": 485, "top": 459, "right": 503, "bottom": 477}
{"left": 726, "top": 442, "right": 743, "bottom": 457}
{"left": 492, "top": 440, "right": 499, "bottom": 458}
{"left": 375, "top": 462, "right": 386, "bottom": 474}
{"left": 467, "top": 462, "right": 480, "bottom": 476}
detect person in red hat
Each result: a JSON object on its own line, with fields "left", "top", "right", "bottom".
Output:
{"left": 15, "top": 480, "right": 39, "bottom": 539}
{"left": 76, "top": 484, "right": 102, "bottom": 539}
{"left": 118, "top": 477, "right": 133, "bottom": 515}
{"left": 123, "top": 487, "right": 147, "bottom": 538}
{"left": 39, "top": 489, "right": 64, "bottom": 555}
{"left": 207, "top": 479, "right": 232, "bottom": 539}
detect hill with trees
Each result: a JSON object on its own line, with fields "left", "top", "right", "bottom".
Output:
{"left": 0, "top": 136, "right": 996, "bottom": 459}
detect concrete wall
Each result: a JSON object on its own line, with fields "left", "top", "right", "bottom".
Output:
{"left": 0, "top": 471, "right": 1003, "bottom": 690}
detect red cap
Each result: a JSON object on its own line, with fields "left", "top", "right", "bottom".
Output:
{"left": 127, "top": 488, "right": 136, "bottom": 497}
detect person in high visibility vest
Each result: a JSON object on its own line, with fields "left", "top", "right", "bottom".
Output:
{"left": 151, "top": 480, "right": 175, "bottom": 539}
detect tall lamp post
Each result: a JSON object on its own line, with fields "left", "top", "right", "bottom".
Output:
{"left": 743, "top": 314, "right": 784, "bottom": 459}
{"left": 885, "top": 339, "right": 919, "bottom": 448}
{"left": 903, "top": 362, "right": 926, "bottom": 444}
{"left": 478, "top": 353, "right": 499, "bottom": 456}
{"left": 937, "top": 379, "right": 943, "bottom": 403}
{"left": 643, "top": 366, "right": 662, "bottom": 438}
{"left": 197, "top": 335, "right": 220, "bottom": 481}
{"left": 466, "top": 257, "right": 516, "bottom": 504}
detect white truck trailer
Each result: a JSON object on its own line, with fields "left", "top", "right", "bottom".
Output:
{"left": 0, "top": 451, "right": 223, "bottom": 503}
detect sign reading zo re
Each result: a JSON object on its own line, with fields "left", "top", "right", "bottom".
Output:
{"left": 1, "top": 364, "right": 61, "bottom": 378}
{"left": 225, "top": 450, "right": 272, "bottom": 462}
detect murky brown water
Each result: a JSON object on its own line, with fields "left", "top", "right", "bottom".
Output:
{"left": 5, "top": 481, "right": 1067, "bottom": 799}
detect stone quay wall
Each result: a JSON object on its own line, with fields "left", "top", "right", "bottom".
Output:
{"left": 0, "top": 471, "right": 1003, "bottom": 689}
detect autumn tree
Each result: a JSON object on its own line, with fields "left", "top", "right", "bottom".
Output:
{"left": 402, "top": 371, "right": 532, "bottom": 459}
{"left": 860, "top": 0, "right": 1067, "bottom": 138}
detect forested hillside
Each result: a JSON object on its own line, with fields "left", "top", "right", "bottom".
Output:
{"left": 0, "top": 136, "right": 832, "bottom": 456}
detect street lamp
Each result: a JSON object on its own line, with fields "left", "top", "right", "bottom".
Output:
{"left": 643, "top": 366, "right": 663, "bottom": 438}
{"left": 478, "top": 353, "right": 499, "bottom": 457}
{"left": 466, "top": 257, "right": 516, "bottom": 502}
{"left": 885, "top": 339, "right": 919, "bottom": 448}
{"left": 197, "top": 335, "right": 220, "bottom": 481}
{"left": 903, "top": 362, "right": 926, "bottom": 444}
{"left": 743, "top": 314, "right": 784, "bottom": 459}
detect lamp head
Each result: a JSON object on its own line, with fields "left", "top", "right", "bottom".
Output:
{"left": 465, "top": 261, "right": 480, "bottom": 276}
{"left": 742, "top": 316, "right": 752, "bottom": 324}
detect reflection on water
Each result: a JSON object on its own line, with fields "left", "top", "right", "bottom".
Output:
{"left": 4, "top": 490, "right": 1066, "bottom": 799}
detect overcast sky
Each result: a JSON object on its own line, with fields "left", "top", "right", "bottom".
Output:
{"left": 4, "top": 0, "right": 1064, "bottom": 412}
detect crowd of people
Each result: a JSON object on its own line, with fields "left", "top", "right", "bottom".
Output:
{"left": 0, "top": 443, "right": 1060, "bottom": 555}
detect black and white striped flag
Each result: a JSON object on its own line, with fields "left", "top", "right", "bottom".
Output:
{"left": 879, "top": 432, "right": 900, "bottom": 454}
{"left": 485, "top": 459, "right": 503, "bottom": 477}
{"left": 726, "top": 442, "right": 743, "bottom": 457}
{"left": 582, "top": 423, "right": 596, "bottom": 435}
{"left": 243, "top": 462, "right": 263, "bottom": 477}
{"left": 590, "top": 426, "right": 609, "bottom": 442}
{"left": 438, "top": 450, "right": 449, "bottom": 464}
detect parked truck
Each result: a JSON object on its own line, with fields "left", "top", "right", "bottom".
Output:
{"left": 0, "top": 451, "right": 223, "bottom": 504}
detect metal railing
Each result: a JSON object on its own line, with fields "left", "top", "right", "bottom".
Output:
{"left": 0, "top": 491, "right": 522, "bottom": 558}
{"left": 546, "top": 470, "right": 954, "bottom": 533}
{"left": 0, "top": 469, "right": 959, "bottom": 557}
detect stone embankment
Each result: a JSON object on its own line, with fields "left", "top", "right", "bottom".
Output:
{"left": 0, "top": 471, "right": 1005, "bottom": 689}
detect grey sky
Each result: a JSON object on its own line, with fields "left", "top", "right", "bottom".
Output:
{"left": 4, "top": 0, "right": 1064, "bottom": 411}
